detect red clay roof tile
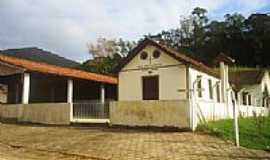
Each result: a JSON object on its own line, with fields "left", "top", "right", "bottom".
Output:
{"left": 0, "top": 54, "right": 117, "bottom": 84}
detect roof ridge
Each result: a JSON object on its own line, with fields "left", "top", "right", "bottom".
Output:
{"left": 115, "top": 38, "right": 219, "bottom": 77}
{"left": 146, "top": 38, "right": 219, "bottom": 77}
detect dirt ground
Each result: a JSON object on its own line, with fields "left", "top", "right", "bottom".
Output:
{"left": 0, "top": 123, "right": 269, "bottom": 160}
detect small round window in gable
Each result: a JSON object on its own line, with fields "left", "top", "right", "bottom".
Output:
{"left": 140, "top": 51, "right": 148, "bottom": 60}
{"left": 153, "top": 50, "right": 161, "bottom": 59}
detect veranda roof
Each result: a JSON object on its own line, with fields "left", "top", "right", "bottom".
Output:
{"left": 0, "top": 54, "right": 117, "bottom": 84}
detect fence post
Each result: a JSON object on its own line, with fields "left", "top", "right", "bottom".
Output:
{"left": 233, "top": 97, "right": 240, "bottom": 147}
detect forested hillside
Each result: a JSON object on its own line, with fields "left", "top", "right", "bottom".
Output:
{"left": 149, "top": 7, "right": 270, "bottom": 67}
{"left": 83, "top": 8, "right": 270, "bottom": 74}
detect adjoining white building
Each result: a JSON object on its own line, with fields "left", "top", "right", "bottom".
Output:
{"left": 229, "top": 69, "right": 270, "bottom": 116}
{"left": 111, "top": 38, "right": 269, "bottom": 130}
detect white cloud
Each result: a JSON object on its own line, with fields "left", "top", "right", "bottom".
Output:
{"left": 0, "top": 0, "right": 269, "bottom": 61}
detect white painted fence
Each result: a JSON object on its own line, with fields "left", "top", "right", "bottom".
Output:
{"left": 194, "top": 99, "right": 269, "bottom": 128}
{"left": 238, "top": 105, "right": 268, "bottom": 117}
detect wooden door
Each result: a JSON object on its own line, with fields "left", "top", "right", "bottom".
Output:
{"left": 142, "top": 76, "right": 159, "bottom": 100}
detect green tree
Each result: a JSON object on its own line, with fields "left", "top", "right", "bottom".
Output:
{"left": 95, "top": 8, "right": 270, "bottom": 70}
{"left": 245, "top": 14, "right": 270, "bottom": 66}
{"left": 191, "top": 7, "right": 208, "bottom": 50}
{"left": 79, "top": 38, "right": 136, "bottom": 75}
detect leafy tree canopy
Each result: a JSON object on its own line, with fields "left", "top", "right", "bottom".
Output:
{"left": 81, "top": 8, "right": 270, "bottom": 74}
{"left": 149, "top": 9, "right": 270, "bottom": 67}
{"left": 79, "top": 38, "right": 136, "bottom": 75}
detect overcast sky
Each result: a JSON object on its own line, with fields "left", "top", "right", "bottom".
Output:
{"left": 0, "top": 0, "right": 269, "bottom": 62}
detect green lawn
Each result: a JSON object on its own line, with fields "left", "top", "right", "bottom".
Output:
{"left": 197, "top": 116, "right": 270, "bottom": 151}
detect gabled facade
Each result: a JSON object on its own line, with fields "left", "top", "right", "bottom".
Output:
{"left": 117, "top": 38, "right": 219, "bottom": 102}
{"left": 119, "top": 43, "right": 187, "bottom": 101}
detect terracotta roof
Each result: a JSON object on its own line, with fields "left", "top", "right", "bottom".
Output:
{"left": 115, "top": 38, "right": 219, "bottom": 77}
{"left": 229, "top": 70, "right": 264, "bottom": 90}
{"left": 0, "top": 54, "right": 117, "bottom": 84}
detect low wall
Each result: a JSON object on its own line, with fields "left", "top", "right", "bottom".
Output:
{"left": 0, "top": 103, "right": 70, "bottom": 125}
{"left": 0, "top": 104, "right": 22, "bottom": 121}
{"left": 19, "top": 103, "right": 70, "bottom": 125}
{"left": 110, "top": 100, "right": 189, "bottom": 128}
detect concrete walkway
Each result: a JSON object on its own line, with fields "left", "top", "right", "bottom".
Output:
{"left": 0, "top": 123, "right": 269, "bottom": 160}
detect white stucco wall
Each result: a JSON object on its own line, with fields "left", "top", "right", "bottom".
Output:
{"left": 239, "top": 71, "right": 270, "bottom": 107}
{"left": 188, "top": 67, "right": 221, "bottom": 103}
{"left": 242, "top": 85, "right": 261, "bottom": 106}
{"left": 261, "top": 72, "right": 270, "bottom": 106}
{"left": 261, "top": 71, "right": 270, "bottom": 93}
{"left": 118, "top": 45, "right": 187, "bottom": 101}
{"left": 188, "top": 67, "right": 233, "bottom": 128}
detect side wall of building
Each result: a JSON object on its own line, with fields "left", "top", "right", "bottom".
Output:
{"left": 188, "top": 67, "right": 221, "bottom": 104}
{"left": 188, "top": 67, "right": 233, "bottom": 126}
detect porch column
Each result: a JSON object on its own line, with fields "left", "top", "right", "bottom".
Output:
{"left": 22, "top": 73, "right": 30, "bottom": 104}
{"left": 100, "top": 84, "right": 105, "bottom": 104}
{"left": 67, "top": 79, "right": 73, "bottom": 103}
{"left": 67, "top": 79, "right": 73, "bottom": 122}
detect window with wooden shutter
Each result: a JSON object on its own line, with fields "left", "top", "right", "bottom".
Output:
{"left": 197, "top": 76, "right": 202, "bottom": 98}
{"left": 216, "top": 83, "right": 220, "bottom": 103}
{"left": 208, "top": 79, "right": 213, "bottom": 99}
{"left": 242, "top": 92, "right": 248, "bottom": 105}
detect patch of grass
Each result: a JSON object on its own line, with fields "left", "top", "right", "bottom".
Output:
{"left": 197, "top": 116, "right": 270, "bottom": 151}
